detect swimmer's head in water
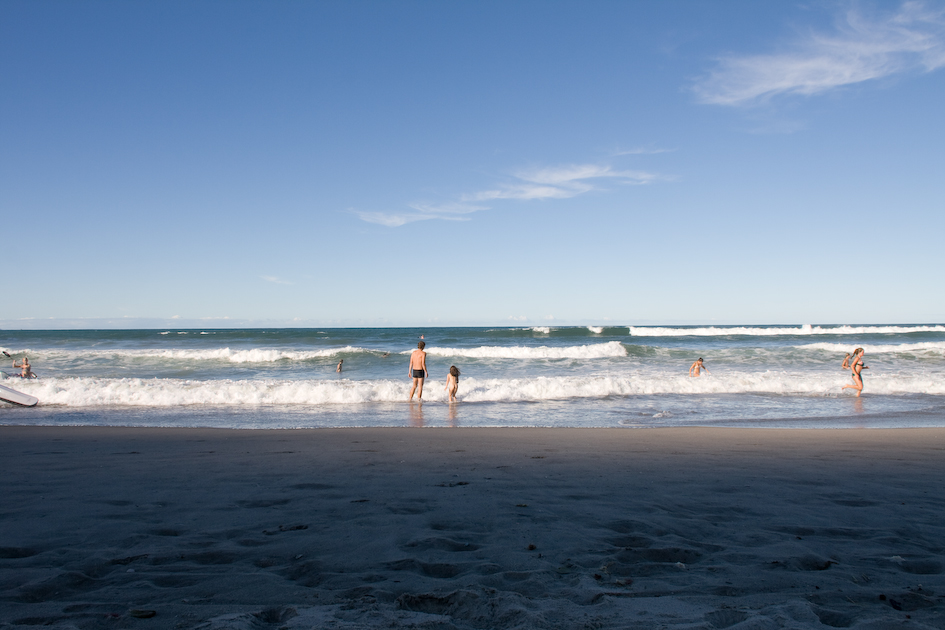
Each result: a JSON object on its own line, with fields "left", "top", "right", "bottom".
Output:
{"left": 418, "top": 341, "right": 425, "bottom": 350}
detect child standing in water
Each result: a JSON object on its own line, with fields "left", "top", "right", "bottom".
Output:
{"left": 688, "top": 358, "right": 709, "bottom": 377}
{"left": 445, "top": 365, "right": 460, "bottom": 402}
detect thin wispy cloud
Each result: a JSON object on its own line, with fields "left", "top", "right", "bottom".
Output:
{"left": 467, "top": 164, "right": 658, "bottom": 202}
{"left": 611, "top": 146, "right": 676, "bottom": 156}
{"left": 695, "top": 1, "right": 945, "bottom": 106}
{"left": 260, "top": 275, "right": 293, "bottom": 285}
{"left": 355, "top": 162, "right": 662, "bottom": 227}
{"left": 355, "top": 202, "right": 485, "bottom": 227}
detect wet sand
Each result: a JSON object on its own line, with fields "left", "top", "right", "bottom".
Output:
{"left": 2, "top": 425, "right": 944, "bottom": 629}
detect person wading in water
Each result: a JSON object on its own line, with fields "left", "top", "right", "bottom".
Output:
{"left": 408, "top": 341, "right": 428, "bottom": 401}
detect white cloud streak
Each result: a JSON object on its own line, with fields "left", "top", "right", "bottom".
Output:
{"left": 694, "top": 1, "right": 945, "bottom": 106}
{"left": 355, "top": 163, "right": 661, "bottom": 227}
{"left": 611, "top": 146, "right": 676, "bottom": 156}
{"left": 466, "top": 164, "right": 658, "bottom": 202}
{"left": 354, "top": 202, "right": 486, "bottom": 227}
{"left": 260, "top": 275, "right": 293, "bottom": 285}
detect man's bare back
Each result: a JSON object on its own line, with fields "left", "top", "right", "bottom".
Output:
{"left": 408, "top": 342, "right": 427, "bottom": 401}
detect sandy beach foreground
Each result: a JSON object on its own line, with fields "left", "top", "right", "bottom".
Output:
{"left": 2, "top": 425, "right": 944, "bottom": 629}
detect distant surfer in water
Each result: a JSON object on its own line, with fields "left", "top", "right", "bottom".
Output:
{"left": 336, "top": 359, "right": 343, "bottom": 373}
{"left": 689, "top": 358, "right": 708, "bottom": 377}
{"left": 13, "top": 355, "right": 33, "bottom": 379}
{"left": 408, "top": 341, "right": 427, "bottom": 401}
{"left": 841, "top": 353, "right": 852, "bottom": 370}
{"left": 842, "top": 348, "right": 868, "bottom": 396}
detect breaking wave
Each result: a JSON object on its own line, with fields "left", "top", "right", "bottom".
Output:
{"left": 797, "top": 342, "right": 945, "bottom": 355}
{"left": 12, "top": 370, "right": 944, "bottom": 408}
{"left": 422, "top": 341, "right": 626, "bottom": 359}
{"left": 628, "top": 324, "right": 945, "bottom": 337}
{"left": 1, "top": 346, "right": 379, "bottom": 363}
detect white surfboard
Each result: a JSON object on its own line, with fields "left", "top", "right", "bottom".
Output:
{"left": 0, "top": 382, "right": 38, "bottom": 407}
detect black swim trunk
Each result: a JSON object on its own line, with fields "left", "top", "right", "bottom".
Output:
{"left": 412, "top": 369, "right": 425, "bottom": 378}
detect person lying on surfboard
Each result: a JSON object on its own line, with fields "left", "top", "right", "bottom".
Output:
{"left": 12, "top": 356, "right": 34, "bottom": 379}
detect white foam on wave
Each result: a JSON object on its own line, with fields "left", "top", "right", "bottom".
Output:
{"left": 587, "top": 326, "right": 604, "bottom": 334}
{"left": 797, "top": 341, "right": 945, "bottom": 355}
{"left": 628, "top": 324, "right": 945, "bottom": 337}
{"left": 15, "top": 370, "right": 944, "bottom": 407}
{"left": 531, "top": 327, "right": 551, "bottom": 334}
{"left": 422, "top": 341, "right": 626, "bottom": 359}
{"left": 21, "top": 346, "right": 378, "bottom": 363}
{"left": 17, "top": 377, "right": 405, "bottom": 406}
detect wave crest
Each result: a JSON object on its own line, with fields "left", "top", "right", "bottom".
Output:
{"left": 628, "top": 324, "right": 945, "bottom": 337}
{"left": 423, "top": 341, "right": 626, "bottom": 359}
{"left": 4, "top": 346, "right": 377, "bottom": 363}
{"left": 13, "top": 370, "right": 944, "bottom": 407}
{"left": 797, "top": 341, "right": 945, "bottom": 355}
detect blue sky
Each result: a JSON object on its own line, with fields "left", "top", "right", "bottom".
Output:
{"left": 2, "top": 0, "right": 943, "bottom": 328}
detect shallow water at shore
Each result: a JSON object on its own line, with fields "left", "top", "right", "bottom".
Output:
{"left": 4, "top": 394, "right": 944, "bottom": 430}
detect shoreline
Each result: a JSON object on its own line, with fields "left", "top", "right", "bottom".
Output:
{"left": 2, "top": 399, "right": 944, "bottom": 431}
{"left": 3, "top": 425, "right": 945, "bottom": 628}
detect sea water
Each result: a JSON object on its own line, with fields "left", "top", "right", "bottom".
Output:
{"left": 1, "top": 325, "right": 943, "bottom": 429}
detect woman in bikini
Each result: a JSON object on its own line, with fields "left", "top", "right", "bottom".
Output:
{"left": 841, "top": 348, "right": 868, "bottom": 396}
{"left": 12, "top": 355, "right": 33, "bottom": 379}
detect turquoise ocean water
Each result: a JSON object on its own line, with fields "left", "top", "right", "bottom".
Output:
{"left": 1, "top": 325, "right": 943, "bottom": 428}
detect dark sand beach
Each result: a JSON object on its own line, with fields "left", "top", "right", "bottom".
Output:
{"left": 2, "top": 425, "right": 945, "bottom": 629}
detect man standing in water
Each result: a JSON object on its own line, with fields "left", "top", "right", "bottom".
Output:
{"left": 408, "top": 341, "right": 428, "bottom": 401}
